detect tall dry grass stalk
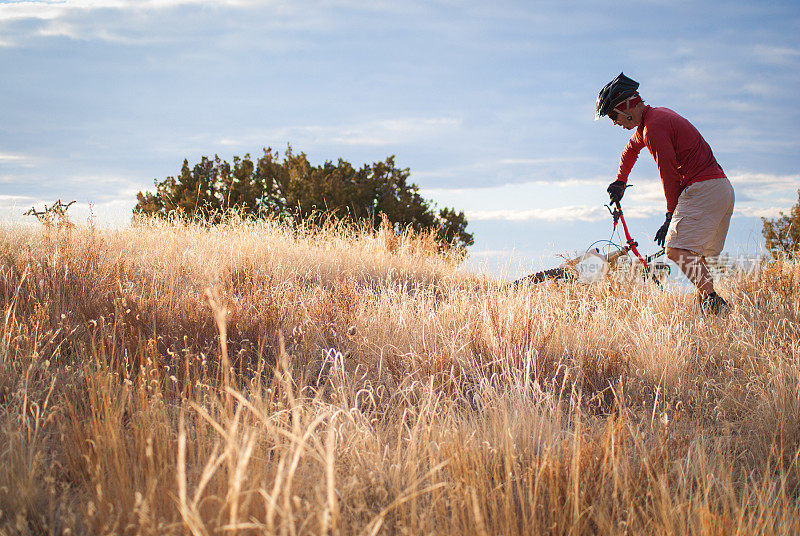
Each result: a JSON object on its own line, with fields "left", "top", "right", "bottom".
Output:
{"left": 0, "top": 217, "right": 798, "bottom": 534}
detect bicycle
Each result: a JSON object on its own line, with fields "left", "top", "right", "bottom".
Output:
{"left": 509, "top": 198, "right": 671, "bottom": 287}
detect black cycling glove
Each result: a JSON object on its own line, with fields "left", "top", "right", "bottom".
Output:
{"left": 654, "top": 212, "right": 673, "bottom": 247}
{"left": 607, "top": 180, "right": 626, "bottom": 204}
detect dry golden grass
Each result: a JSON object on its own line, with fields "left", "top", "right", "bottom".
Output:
{"left": 0, "top": 217, "right": 798, "bottom": 535}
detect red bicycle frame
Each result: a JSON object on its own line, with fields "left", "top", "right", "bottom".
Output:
{"left": 609, "top": 200, "right": 650, "bottom": 270}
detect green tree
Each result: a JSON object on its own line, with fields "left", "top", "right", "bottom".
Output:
{"left": 134, "top": 145, "right": 474, "bottom": 251}
{"left": 762, "top": 188, "right": 800, "bottom": 259}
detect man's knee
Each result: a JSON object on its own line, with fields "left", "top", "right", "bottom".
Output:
{"left": 664, "top": 248, "right": 701, "bottom": 263}
{"left": 665, "top": 247, "right": 684, "bottom": 263}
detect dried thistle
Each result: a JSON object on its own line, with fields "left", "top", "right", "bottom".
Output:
{"left": 24, "top": 199, "right": 76, "bottom": 227}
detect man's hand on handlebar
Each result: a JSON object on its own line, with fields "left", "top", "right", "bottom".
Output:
{"left": 607, "top": 180, "right": 627, "bottom": 204}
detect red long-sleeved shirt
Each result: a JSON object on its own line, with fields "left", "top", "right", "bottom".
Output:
{"left": 616, "top": 105, "right": 726, "bottom": 212}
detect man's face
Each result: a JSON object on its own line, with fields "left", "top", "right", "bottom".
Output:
{"left": 611, "top": 110, "right": 636, "bottom": 130}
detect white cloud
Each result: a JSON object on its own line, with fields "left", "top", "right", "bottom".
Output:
{"left": 496, "top": 157, "right": 595, "bottom": 166}
{"left": 751, "top": 44, "right": 800, "bottom": 67}
{"left": 331, "top": 118, "right": 462, "bottom": 146}
{"left": 414, "top": 157, "right": 606, "bottom": 186}
{"left": 465, "top": 202, "right": 788, "bottom": 223}
{"left": 421, "top": 176, "right": 607, "bottom": 194}
{"left": 218, "top": 117, "right": 463, "bottom": 149}
{"left": 0, "top": 194, "right": 36, "bottom": 202}
{"left": 35, "top": 19, "right": 148, "bottom": 44}
{"left": 467, "top": 204, "right": 641, "bottom": 222}
{"left": 0, "top": 152, "right": 29, "bottom": 163}
{"left": 741, "top": 81, "right": 782, "bottom": 99}
{"left": 630, "top": 39, "right": 793, "bottom": 106}
{"left": 728, "top": 171, "right": 800, "bottom": 188}
{"left": 0, "top": 0, "right": 256, "bottom": 20}
{"left": 713, "top": 125, "right": 800, "bottom": 154}
{"left": 0, "top": 0, "right": 306, "bottom": 45}
{"left": 734, "top": 206, "right": 788, "bottom": 218}
{"left": 0, "top": 3, "right": 64, "bottom": 22}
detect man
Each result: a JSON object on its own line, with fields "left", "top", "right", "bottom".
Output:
{"left": 595, "top": 73, "right": 734, "bottom": 315}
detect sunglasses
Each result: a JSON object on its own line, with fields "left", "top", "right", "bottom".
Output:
{"left": 608, "top": 110, "right": 619, "bottom": 122}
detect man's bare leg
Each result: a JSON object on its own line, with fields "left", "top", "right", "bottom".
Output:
{"left": 665, "top": 247, "right": 714, "bottom": 297}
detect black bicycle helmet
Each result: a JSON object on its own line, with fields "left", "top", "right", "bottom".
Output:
{"left": 595, "top": 72, "right": 639, "bottom": 120}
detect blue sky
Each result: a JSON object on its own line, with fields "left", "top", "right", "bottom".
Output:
{"left": 1, "top": 0, "right": 798, "bottom": 277}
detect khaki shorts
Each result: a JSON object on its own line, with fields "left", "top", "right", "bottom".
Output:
{"left": 665, "top": 177, "right": 735, "bottom": 257}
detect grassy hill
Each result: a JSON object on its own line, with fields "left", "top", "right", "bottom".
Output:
{"left": 1, "top": 218, "right": 798, "bottom": 534}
